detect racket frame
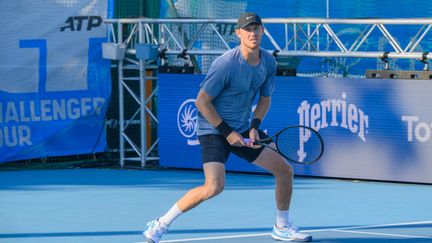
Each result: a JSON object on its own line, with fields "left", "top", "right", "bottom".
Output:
{"left": 254, "top": 125, "right": 324, "bottom": 165}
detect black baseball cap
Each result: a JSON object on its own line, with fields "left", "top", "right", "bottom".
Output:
{"left": 236, "top": 12, "right": 262, "bottom": 29}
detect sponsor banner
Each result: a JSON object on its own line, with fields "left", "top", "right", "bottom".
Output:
{"left": 158, "top": 74, "right": 432, "bottom": 184}
{"left": 0, "top": 1, "right": 111, "bottom": 162}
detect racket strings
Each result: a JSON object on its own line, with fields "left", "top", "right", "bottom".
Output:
{"left": 276, "top": 127, "right": 323, "bottom": 163}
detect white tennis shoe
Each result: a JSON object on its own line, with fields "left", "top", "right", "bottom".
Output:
{"left": 143, "top": 219, "right": 168, "bottom": 243}
{"left": 271, "top": 223, "right": 312, "bottom": 242}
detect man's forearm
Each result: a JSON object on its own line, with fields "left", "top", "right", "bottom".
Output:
{"left": 197, "top": 101, "right": 223, "bottom": 128}
{"left": 253, "top": 96, "right": 271, "bottom": 121}
{"left": 195, "top": 89, "right": 225, "bottom": 128}
{"left": 196, "top": 100, "right": 234, "bottom": 137}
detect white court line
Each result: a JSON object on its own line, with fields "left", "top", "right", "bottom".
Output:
{"left": 303, "top": 220, "right": 432, "bottom": 232}
{"left": 135, "top": 220, "right": 432, "bottom": 243}
{"left": 330, "top": 229, "right": 432, "bottom": 239}
{"left": 159, "top": 233, "right": 269, "bottom": 242}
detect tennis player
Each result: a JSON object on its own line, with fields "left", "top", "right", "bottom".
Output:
{"left": 144, "top": 12, "right": 312, "bottom": 242}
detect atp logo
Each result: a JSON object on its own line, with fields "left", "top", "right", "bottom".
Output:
{"left": 177, "top": 99, "right": 199, "bottom": 145}
{"left": 60, "top": 16, "right": 103, "bottom": 32}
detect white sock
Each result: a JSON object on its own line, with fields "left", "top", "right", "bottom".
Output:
{"left": 159, "top": 203, "right": 183, "bottom": 226}
{"left": 276, "top": 209, "right": 290, "bottom": 228}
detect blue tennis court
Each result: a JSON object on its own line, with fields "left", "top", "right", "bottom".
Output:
{"left": 1, "top": 169, "right": 431, "bottom": 243}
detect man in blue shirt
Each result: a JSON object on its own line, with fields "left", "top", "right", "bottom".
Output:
{"left": 144, "top": 12, "right": 312, "bottom": 242}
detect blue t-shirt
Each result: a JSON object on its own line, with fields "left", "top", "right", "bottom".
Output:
{"left": 196, "top": 46, "right": 276, "bottom": 136}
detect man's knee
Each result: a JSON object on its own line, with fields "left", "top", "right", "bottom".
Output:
{"left": 274, "top": 161, "right": 294, "bottom": 179}
{"left": 203, "top": 181, "right": 224, "bottom": 199}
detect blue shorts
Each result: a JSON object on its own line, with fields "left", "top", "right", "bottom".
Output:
{"left": 197, "top": 130, "right": 272, "bottom": 164}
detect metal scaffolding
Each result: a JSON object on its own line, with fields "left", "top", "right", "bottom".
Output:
{"left": 102, "top": 17, "right": 432, "bottom": 166}
{"left": 105, "top": 17, "right": 432, "bottom": 59}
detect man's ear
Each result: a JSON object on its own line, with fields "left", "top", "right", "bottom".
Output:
{"left": 235, "top": 28, "right": 241, "bottom": 38}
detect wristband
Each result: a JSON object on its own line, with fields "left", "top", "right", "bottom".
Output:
{"left": 216, "top": 120, "right": 234, "bottom": 137}
{"left": 250, "top": 118, "right": 262, "bottom": 130}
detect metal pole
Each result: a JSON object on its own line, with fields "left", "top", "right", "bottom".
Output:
{"left": 138, "top": 22, "right": 147, "bottom": 167}
{"left": 118, "top": 23, "right": 125, "bottom": 167}
{"left": 105, "top": 18, "right": 432, "bottom": 25}
{"left": 326, "top": 0, "right": 330, "bottom": 50}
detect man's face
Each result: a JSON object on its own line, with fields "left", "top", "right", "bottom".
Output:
{"left": 235, "top": 24, "right": 263, "bottom": 50}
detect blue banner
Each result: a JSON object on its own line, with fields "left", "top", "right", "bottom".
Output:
{"left": 158, "top": 74, "right": 432, "bottom": 184}
{"left": 0, "top": 1, "right": 111, "bottom": 162}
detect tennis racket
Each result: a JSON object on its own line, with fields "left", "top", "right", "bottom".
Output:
{"left": 245, "top": 125, "right": 324, "bottom": 164}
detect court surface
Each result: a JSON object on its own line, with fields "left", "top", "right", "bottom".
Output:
{"left": 0, "top": 168, "right": 431, "bottom": 243}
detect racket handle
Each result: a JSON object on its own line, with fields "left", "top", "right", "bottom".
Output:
{"left": 244, "top": 138, "right": 260, "bottom": 145}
